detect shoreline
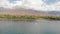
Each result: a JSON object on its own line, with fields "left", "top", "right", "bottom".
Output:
{"left": 0, "top": 14, "right": 59, "bottom": 21}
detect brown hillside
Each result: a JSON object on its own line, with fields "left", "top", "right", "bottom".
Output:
{"left": 0, "top": 8, "right": 48, "bottom": 16}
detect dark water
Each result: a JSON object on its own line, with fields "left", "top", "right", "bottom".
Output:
{"left": 0, "top": 20, "right": 60, "bottom": 34}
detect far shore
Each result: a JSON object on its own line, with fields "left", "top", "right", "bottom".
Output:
{"left": 0, "top": 14, "right": 59, "bottom": 21}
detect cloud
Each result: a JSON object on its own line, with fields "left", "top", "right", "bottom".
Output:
{"left": 23, "top": 0, "right": 60, "bottom": 11}
{"left": 0, "top": 0, "right": 23, "bottom": 9}
{"left": 45, "top": 1, "right": 60, "bottom": 11}
{"left": 43, "top": 0, "right": 59, "bottom": 5}
{"left": 0, "top": 0, "right": 60, "bottom": 11}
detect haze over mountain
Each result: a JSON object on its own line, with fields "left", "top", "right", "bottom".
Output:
{"left": 48, "top": 11, "right": 60, "bottom": 16}
{"left": 0, "top": 6, "right": 60, "bottom": 17}
{"left": 0, "top": 8, "right": 49, "bottom": 17}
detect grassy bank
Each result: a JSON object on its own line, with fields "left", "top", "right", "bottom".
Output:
{"left": 0, "top": 14, "right": 60, "bottom": 20}
{"left": 0, "top": 14, "right": 38, "bottom": 20}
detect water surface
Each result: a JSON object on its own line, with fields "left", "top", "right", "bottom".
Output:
{"left": 0, "top": 20, "right": 60, "bottom": 34}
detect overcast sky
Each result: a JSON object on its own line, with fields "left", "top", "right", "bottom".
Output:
{"left": 0, "top": 0, "right": 60, "bottom": 11}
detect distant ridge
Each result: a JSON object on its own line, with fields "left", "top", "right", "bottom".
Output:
{"left": 48, "top": 11, "right": 60, "bottom": 16}
{"left": 0, "top": 8, "right": 48, "bottom": 16}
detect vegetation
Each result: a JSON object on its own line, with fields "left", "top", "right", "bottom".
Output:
{"left": 0, "top": 14, "right": 60, "bottom": 20}
{"left": 0, "top": 14, "right": 38, "bottom": 20}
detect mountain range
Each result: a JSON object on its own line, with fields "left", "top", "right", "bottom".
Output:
{"left": 0, "top": 8, "right": 60, "bottom": 16}
{"left": 48, "top": 11, "right": 60, "bottom": 15}
{"left": 0, "top": 8, "right": 48, "bottom": 16}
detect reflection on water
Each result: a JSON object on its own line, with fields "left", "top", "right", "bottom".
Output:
{"left": 0, "top": 20, "right": 60, "bottom": 34}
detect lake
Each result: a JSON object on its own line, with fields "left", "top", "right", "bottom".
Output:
{"left": 0, "top": 20, "right": 60, "bottom": 34}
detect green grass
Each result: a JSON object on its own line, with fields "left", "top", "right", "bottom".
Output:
{"left": 0, "top": 14, "right": 60, "bottom": 20}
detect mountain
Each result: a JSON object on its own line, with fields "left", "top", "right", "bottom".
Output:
{"left": 0, "top": 8, "right": 48, "bottom": 16}
{"left": 48, "top": 11, "right": 60, "bottom": 16}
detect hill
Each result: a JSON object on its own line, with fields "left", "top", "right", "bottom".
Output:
{"left": 0, "top": 8, "right": 48, "bottom": 16}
